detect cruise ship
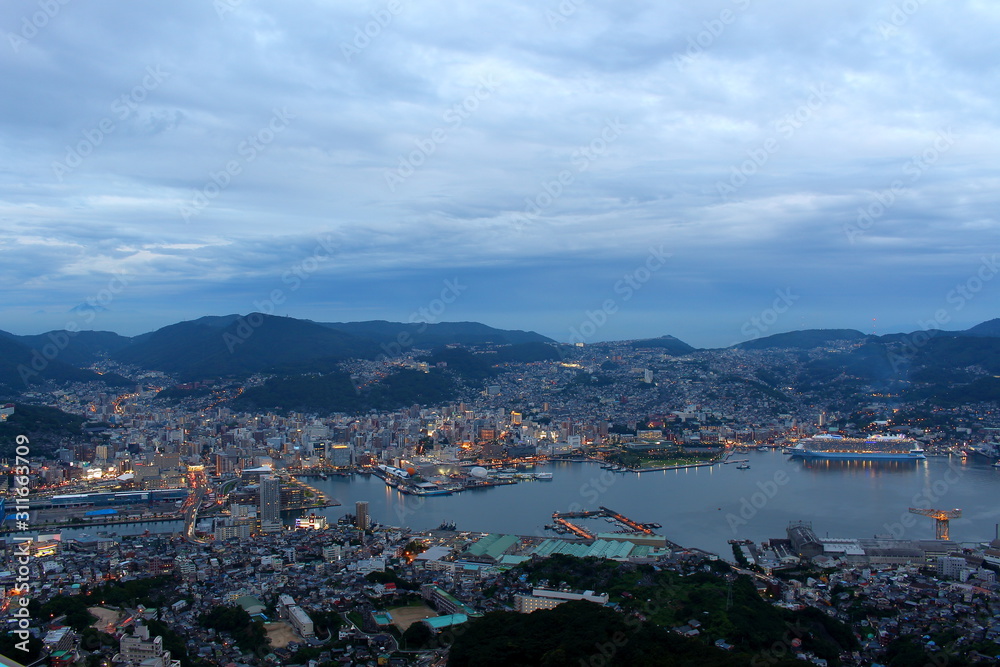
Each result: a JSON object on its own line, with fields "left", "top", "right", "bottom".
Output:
{"left": 787, "top": 434, "right": 925, "bottom": 461}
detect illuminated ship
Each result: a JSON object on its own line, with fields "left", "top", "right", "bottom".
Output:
{"left": 787, "top": 434, "right": 925, "bottom": 461}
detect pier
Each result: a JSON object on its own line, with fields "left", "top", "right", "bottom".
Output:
{"left": 612, "top": 461, "right": 716, "bottom": 473}
{"left": 550, "top": 506, "right": 661, "bottom": 538}
{"left": 552, "top": 517, "right": 596, "bottom": 539}
{"left": 599, "top": 506, "right": 656, "bottom": 535}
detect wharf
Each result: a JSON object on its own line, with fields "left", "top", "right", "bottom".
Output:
{"left": 550, "top": 506, "right": 662, "bottom": 539}
{"left": 614, "top": 461, "right": 716, "bottom": 473}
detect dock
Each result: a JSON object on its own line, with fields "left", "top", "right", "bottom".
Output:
{"left": 551, "top": 516, "right": 596, "bottom": 539}
{"left": 613, "top": 461, "right": 716, "bottom": 473}
{"left": 550, "top": 506, "right": 662, "bottom": 539}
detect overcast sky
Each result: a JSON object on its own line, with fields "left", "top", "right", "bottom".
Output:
{"left": 1, "top": 0, "right": 998, "bottom": 347}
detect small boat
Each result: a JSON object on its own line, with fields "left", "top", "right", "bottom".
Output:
{"left": 736, "top": 463, "right": 750, "bottom": 470}
{"left": 757, "top": 446, "right": 769, "bottom": 452}
{"left": 534, "top": 472, "right": 553, "bottom": 480}
{"left": 993, "top": 460, "right": 1000, "bottom": 468}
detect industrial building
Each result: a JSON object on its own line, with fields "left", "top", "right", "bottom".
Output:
{"left": 787, "top": 521, "right": 823, "bottom": 558}
{"left": 46, "top": 488, "right": 189, "bottom": 508}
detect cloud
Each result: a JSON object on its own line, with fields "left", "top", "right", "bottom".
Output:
{"left": 0, "top": 0, "right": 998, "bottom": 344}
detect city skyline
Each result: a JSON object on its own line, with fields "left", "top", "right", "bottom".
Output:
{"left": 3, "top": 2, "right": 999, "bottom": 348}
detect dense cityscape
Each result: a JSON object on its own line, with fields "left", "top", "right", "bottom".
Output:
{"left": 2, "top": 318, "right": 1000, "bottom": 666}
{"left": 5, "top": 0, "right": 1000, "bottom": 665}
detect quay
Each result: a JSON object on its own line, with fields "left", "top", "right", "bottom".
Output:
{"left": 613, "top": 461, "right": 716, "bottom": 473}
{"left": 550, "top": 506, "right": 662, "bottom": 540}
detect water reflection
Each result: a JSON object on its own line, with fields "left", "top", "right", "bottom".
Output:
{"left": 795, "top": 459, "right": 927, "bottom": 474}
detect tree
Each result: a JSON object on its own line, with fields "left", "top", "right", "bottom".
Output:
{"left": 199, "top": 605, "right": 269, "bottom": 654}
{"left": 0, "top": 633, "right": 42, "bottom": 663}
{"left": 401, "top": 621, "right": 434, "bottom": 649}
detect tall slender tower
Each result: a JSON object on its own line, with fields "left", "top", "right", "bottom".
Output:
{"left": 259, "top": 475, "right": 281, "bottom": 533}
{"left": 355, "top": 500, "right": 369, "bottom": 530}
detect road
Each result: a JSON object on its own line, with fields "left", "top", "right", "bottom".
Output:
{"left": 183, "top": 469, "right": 211, "bottom": 543}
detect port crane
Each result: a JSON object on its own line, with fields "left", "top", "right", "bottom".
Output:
{"left": 908, "top": 507, "right": 961, "bottom": 540}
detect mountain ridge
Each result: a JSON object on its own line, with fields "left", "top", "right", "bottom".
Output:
{"left": 3, "top": 316, "right": 999, "bottom": 387}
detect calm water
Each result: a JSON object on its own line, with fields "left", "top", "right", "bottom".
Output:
{"left": 13, "top": 455, "right": 997, "bottom": 557}
{"left": 303, "top": 454, "right": 1000, "bottom": 557}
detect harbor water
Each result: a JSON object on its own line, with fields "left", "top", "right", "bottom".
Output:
{"left": 23, "top": 454, "right": 998, "bottom": 558}
{"left": 303, "top": 453, "right": 1000, "bottom": 557}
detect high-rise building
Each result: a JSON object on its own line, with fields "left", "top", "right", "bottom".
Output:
{"left": 259, "top": 475, "right": 281, "bottom": 533}
{"left": 329, "top": 444, "right": 352, "bottom": 467}
{"left": 355, "top": 500, "right": 369, "bottom": 530}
